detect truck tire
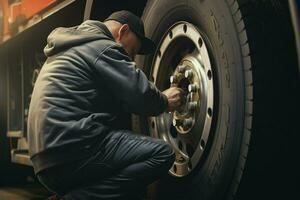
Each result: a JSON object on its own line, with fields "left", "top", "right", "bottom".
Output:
{"left": 132, "top": 0, "right": 298, "bottom": 199}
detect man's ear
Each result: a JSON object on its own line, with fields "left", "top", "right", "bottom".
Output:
{"left": 118, "top": 24, "right": 129, "bottom": 39}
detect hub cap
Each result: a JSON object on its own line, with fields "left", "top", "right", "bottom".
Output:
{"left": 149, "top": 22, "right": 214, "bottom": 177}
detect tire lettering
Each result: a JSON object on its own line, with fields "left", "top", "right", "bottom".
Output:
{"left": 209, "top": 105, "right": 230, "bottom": 183}
{"left": 211, "top": 10, "right": 231, "bottom": 89}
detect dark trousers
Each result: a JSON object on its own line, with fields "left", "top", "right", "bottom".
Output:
{"left": 37, "top": 130, "right": 175, "bottom": 200}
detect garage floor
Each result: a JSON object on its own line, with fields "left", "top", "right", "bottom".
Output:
{"left": 0, "top": 183, "right": 50, "bottom": 200}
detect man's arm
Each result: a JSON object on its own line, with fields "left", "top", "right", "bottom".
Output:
{"left": 93, "top": 44, "right": 168, "bottom": 116}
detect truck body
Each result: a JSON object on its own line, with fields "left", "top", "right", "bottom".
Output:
{"left": 0, "top": 0, "right": 59, "bottom": 42}
{"left": 0, "top": 0, "right": 86, "bottom": 167}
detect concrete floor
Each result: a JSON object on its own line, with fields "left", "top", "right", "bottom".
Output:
{"left": 0, "top": 183, "right": 50, "bottom": 200}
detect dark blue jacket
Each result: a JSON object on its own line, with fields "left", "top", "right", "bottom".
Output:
{"left": 27, "top": 20, "right": 168, "bottom": 174}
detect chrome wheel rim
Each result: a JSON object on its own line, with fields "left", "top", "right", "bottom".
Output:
{"left": 149, "top": 22, "right": 214, "bottom": 177}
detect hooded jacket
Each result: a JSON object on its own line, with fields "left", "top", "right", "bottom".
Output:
{"left": 27, "top": 20, "right": 168, "bottom": 174}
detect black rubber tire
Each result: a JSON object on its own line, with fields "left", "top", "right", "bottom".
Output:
{"left": 133, "top": 0, "right": 299, "bottom": 199}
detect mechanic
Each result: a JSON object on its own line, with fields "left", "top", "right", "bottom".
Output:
{"left": 27, "top": 10, "right": 183, "bottom": 199}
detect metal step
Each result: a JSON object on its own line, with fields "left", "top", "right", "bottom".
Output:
{"left": 7, "top": 131, "right": 23, "bottom": 138}
{"left": 11, "top": 149, "right": 32, "bottom": 166}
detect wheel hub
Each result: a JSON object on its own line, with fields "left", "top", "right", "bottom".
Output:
{"left": 170, "top": 57, "right": 205, "bottom": 134}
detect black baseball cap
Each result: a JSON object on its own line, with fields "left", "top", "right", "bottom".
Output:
{"left": 104, "top": 10, "right": 156, "bottom": 55}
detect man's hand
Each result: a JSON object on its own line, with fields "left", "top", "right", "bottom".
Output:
{"left": 162, "top": 87, "right": 184, "bottom": 112}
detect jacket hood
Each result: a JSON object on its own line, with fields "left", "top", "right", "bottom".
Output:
{"left": 44, "top": 20, "right": 114, "bottom": 57}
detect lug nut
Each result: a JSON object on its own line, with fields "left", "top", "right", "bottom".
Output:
{"left": 170, "top": 75, "right": 177, "bottom": 84}
{"left": 178, "top": 65, "right": 186, "bottom": 73}
{"left": 183, "top": 118, "right": 193, "bottom": 128}
{"left": 185, "top": 70, "right": 193, "bottom": 79}
{"left": 173, "top": 118, "right": 194, "bottom": 128}
{"left": 188, "top": 101, "right": 198, "bottom": 111}
{"left": 187, "top": 92, "right": 194, "bottom": 101}
{"left": 173, "top": 118, "right": 183, "bottom": 126}
{"left": 188, "top": 84, "right": 198, "bottom": 93}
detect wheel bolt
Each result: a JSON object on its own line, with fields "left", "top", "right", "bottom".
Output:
{"left": 188, "top": 84, "right": 198, "bottom": 93}
{"left": 188, "top": 101, "right": 198, "bottom": 111}
{"left": 173, "top": 118, "right": 193, "bottom": 128}
{"left": 178, "top": 65, "right": 186, "bottom": 73}
{"left": 183, "top": 118, "right": 193, "bottom": 128}
{"left": 173, "top": 118, "right": 184, "bottom": 126}
{"left": 185, "top": 70, "right": 193, "bottom": 79}
{"left": 170, "top": 75, "right": 177, "bottom": 84}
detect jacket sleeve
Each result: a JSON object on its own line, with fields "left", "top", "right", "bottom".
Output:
{"left": 93, "top": 44, "right": 168, "bottom": 116}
